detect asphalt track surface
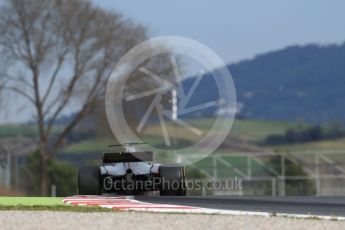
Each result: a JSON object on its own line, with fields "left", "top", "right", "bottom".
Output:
{"left": 135, "top": 196, "right": 345, "bottom": 217}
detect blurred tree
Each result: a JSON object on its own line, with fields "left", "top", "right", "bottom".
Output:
{"left": 264, "top": 122, "right": 345, "bottom": 145}
{"left": 21, "top": 151, "right": 76, "bottom": 196}
{"left": 324, "top": 120, "right": 345, "bottom": 139}
{"left": 0, "top": 0, "right": 147, "bottom": 195}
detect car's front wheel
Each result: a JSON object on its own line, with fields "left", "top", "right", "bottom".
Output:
{"left": 159, "top": 164, "right": 186, "bottom": 196}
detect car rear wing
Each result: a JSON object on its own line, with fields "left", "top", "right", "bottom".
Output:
{"left": 102, "top": 151, "right": 153, "bottom": 163}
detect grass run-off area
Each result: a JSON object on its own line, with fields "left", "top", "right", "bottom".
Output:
{"left": 0, "top": 197, "right": 115, "bottom": 212}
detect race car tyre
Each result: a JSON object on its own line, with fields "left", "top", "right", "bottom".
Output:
{"left": 78, "top": 166, "right": 101, "bottom": 195}
{"left": 159, "top": 164, "right": 186, "bottom": 196}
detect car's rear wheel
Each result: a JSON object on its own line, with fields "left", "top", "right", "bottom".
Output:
{"left": 78, "top": 166, "right": 101, "bottom": 195}
{"left": 159, "top": 164, "right": 186, "bottom": 196}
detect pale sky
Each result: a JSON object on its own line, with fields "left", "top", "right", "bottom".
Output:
{"left": 93, "top": 0, "right": 345, "bottom": 63}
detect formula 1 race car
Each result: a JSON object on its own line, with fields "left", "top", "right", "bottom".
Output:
{"left": 77, "top": 143, "right": 186, "bottom": 196}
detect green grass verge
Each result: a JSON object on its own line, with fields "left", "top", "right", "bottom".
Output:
{"left": 0, "top": 197, "right": 62, "bottom": 206}
{"left": 0, "top": 205, "right": 115, "bottom": 212}
{"left": 0, "top": 197, "right": 115, "bottom": 212}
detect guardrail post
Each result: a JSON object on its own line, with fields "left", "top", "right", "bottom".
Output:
{"left": 316, "top": 154, "right": 321, "bottom": 195}
{"left": 202, "top": 181, "right": 207, "bottom": 196}
{"left": 51, "top": 184, "right": 56, "bottom": 197}
{"left": 272, "top": 178, "right": 277, "bottom": 196}
{"left": 213, "top": 155, "right": 217, "bottom": 179}
{"left": 280, "top": 154, "right": 285, "bottom": 196}
{"left": 247, "top": 155, "right": 252, "bottom": 179}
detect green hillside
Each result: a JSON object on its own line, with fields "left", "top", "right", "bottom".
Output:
{"left": 1, "top": 119, "right": 344, "bottom": 155}
{"left": 230, "top": 119, "right": 295, "bottom": 142}
{"left": 61, "top": 119, "right": 295, "bottom": 153}
{"left": 230, "top": 43, "right": 345, "bottom": 123}
{"left": 0, "top": 124, "right": 62, "bottom": 138}
{"left": 269, "top": 137, "right": 345, "bottom": 152}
